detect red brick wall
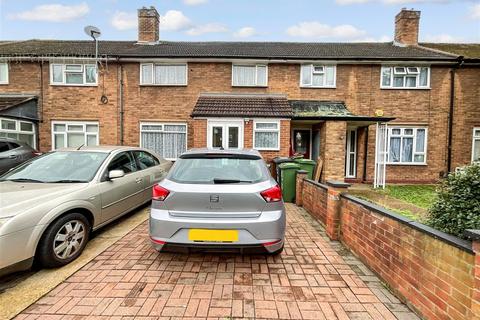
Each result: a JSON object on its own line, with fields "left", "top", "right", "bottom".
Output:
{"left": 297, "top": 176, "right": 477, "bottom": 320}
{"left": 1, "top": 60, "right": 477, "bottom": 182}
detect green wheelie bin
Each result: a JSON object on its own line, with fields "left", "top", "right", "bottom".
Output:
{"left": 278, "top": 162, "right": 301, "bottom": 203}
{"left": 293, "top": 158, "right": 316, "bottom": 179}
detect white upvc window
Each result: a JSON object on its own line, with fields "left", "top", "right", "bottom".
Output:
{"left": 473, "top": 128, "right": 480, "bottom": 163}
{"left": 253, "top": 120, "right": 280, "bottom": 151}
{"left": 52, "top": 121, "right": 99, "bottom": 149}
{"left": 232, "top": 64, "right": 268, "bottom": 87}
{"left": 140, "top": 122, "right": 187, "bottom": 160}
{"left": 50, "top": 63, "right": 97, "bottom": 86}
{"left": 0, "top": 117, "right": 36, "bottom": 148}
{"left": 140, "top": 63, "right": 188, "bottom": 86}
{"left": 0, "top": 63, "right": 8, "bottom": 84}
{"left": 387, "top": 127, "right": 427, "bottom": 165}
{"left": 381, "top": 66, "right": 430, "bottom": 89}
{"left": 300, "top": 64, "right": 336, "bottom": 88}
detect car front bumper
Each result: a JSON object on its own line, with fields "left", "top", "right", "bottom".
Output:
{"left": 149, "top": 208, "right": 286, "bottom": 253}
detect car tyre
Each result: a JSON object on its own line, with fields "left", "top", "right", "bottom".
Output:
{"left": 36, "top": 213, "right": 91, "bottom": 268}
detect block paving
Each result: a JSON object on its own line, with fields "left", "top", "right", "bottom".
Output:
{"left": 15, "top": 204, "right": 418, "bottom": 319}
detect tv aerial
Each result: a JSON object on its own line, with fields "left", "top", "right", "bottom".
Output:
{"left": 84, "top": 25, "right": 101, "bottom": 66}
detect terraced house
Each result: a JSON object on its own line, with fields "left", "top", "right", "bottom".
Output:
{"left": 0, "top": 7, "right": 478, "bottom": 183}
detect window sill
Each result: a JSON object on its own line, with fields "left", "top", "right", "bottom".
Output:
{"left": 255, "top": 148, "right": 281, "bottom": 151}
{"left": 300, "top": 86, "right": 336, "bottom": 89}
{"left": 386, "top": 163, "right": 427, "bottom": 166}
{"left": 140, "top": 84, "right": 188, "bottom": 87}
{"left": 50, "top": 83, "right": 98, "bottom": 87}
{"left": 0, "top": 82, "right": 9, "bottom": 85}
{"left": 380, "top": 87, "right": 431, "bottom": 90}
{"left": 231, "top": 85, "right": 268, "bottom": 88}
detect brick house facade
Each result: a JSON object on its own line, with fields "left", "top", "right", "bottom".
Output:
{"left": 0, "top": 7, "right": 478, "bottom": 183}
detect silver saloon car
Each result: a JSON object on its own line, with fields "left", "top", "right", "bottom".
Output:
{"left": 0, "top": 146, "right": 171, "bottom": 277}
{"left": 149, "top": 148, "right": 286, "bottom": 255}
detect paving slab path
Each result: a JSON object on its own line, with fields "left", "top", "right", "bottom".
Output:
{"left": 13, "top": 204, "right": 418, "bottom": 320}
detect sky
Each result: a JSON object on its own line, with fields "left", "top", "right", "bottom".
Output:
{"left": 0, "top": 0, "right": 479, "bottom": 43}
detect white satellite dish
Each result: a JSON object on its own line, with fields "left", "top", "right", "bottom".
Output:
{"left": 84, "top": 25, "right": 101, "bottom": 40}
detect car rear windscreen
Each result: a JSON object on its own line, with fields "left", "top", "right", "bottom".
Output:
{"left": 168, "top": 156, "right": 270, "bottom": 184}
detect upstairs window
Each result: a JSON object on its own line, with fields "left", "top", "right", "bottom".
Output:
{"left": 300, "top": 64, "right": 336, "bottom": 88}
{"left": 232, "top": 64, "right": 267, "bottom": 87}
{"left": 140, "top": 63, "right": 187, "bottom": 86}
{"left": 473, "top": 128, "right": 480, "bottom": 163}
{"left": 0, "top": 63, "right": 8, "bottom": 84}
{"left": 50, "top": 64, "right": 97, "bottom": 86}
{"left": 381, "top": 66, "right": 430, "bottom": 89}
{"left": 387, "top": 127, "right": 427, "bottom": 164}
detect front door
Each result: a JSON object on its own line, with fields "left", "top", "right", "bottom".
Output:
{"left": 345, "top": 129, "right": 357, "bottom": 178}
{"left": 208, "top": 120, "right": 243, "bottom": 149}
{"left": 292, "top": 129, "right": 311, "bottom": 158}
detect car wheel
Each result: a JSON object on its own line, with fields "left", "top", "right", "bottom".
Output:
{"left": 267, "top": 244, "right": 284, "bottom": 256}
{"left": 36, "top": 213, "right": 90, "bottom": 268}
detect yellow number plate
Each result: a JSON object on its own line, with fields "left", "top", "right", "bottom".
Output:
{"left": 188, "top": 229, "right": 239, "bottom": 242}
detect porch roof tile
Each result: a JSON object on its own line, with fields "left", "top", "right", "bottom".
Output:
{"left": 191, "top": 93, "right": 293, "bottom": 118}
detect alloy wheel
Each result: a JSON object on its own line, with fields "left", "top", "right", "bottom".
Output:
{"left": 52, "top": 219, "right": 86, "bottom": 260}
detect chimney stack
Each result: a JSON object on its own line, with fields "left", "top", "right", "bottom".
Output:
{"left": 394, "top": 8, "right": 420, "bottom": 46}
{"left": 138, "top": 6, "right": 159, "bottom": 43}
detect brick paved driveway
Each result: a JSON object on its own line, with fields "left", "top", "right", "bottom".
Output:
{"left": 15, "top": 204, "right": 418, "bottom": 320}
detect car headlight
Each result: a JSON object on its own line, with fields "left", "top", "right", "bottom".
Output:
{"left": 0, "top": 217, "right": 12, "bottom": 227}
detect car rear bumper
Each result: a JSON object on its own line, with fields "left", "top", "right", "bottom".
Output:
{"left": 149, "top": 208, "right": 286, "bottom": 253}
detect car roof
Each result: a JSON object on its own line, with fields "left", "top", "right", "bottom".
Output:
{"left": 56, "top": 145, "right": 144, "bottom": 153}
{"left": 181, "top": 148, "right": 262, "bottom": 158}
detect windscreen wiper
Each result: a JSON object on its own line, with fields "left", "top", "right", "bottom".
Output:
{"left": 49, "top": 179, "right": 88, "bottom": 183}
{"left": 6, "top": 178, "right": 45, "bottom": 183}
{"left": 213, "top": 178, "right": 252, "bottom": 184}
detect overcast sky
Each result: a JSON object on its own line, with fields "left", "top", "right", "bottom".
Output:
{"left": 0, "top": 0, "right": 479, "bottom": 42}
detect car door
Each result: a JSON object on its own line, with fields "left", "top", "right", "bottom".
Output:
{"left": 132, "top": 150, "right": 169, "bottom": 201}
{"left": 0, "top": 142, "right": 19, "bottom": 174}
{"left": 97, "top": 151, "right": 144, "bottom": 223}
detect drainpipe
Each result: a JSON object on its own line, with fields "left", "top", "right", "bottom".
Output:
{"left": 362, "top": 126, "right": 369, "bottom": 182}
{"left": 118, "top": 62, "right": 125, "bottom": 146}
{"left": 38, "top": 61, "right": 44, "bottom": 150}
{"left": 447, "top": 56, "right": 464, "bottom": 173}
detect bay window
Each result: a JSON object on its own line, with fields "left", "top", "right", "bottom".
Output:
{"left": 0, "top": 63, "right": 8, "bottom": 84}
{"left": 140, "top": 123, "right": 187, "bottom": 160}
{"left": 381, "top": 66, "right": 430, "bottom": 89}
{"left": 0, "top": 117, "right": 36, "bottom": 148}
{"left": 50, "top": 64, "right": 97, "bottom": 86}
{"left": 253, "top": 120, "right": 280, "bottom": 150}
{"left": 387, "top": 127, "right": 427, "bottom": 164}
{"left": 300, "top": 64, "right": 336, "bottom": 88}
{"left": 473, "top": 128, "right": 480, "bottom": 163}
{"left": 140, "top": 63, "right": 187, "bottom": 85}
{"left": 232, "top": 64, "right": 268, "bottom": 87}
{"left": 52, "top": 121, "right": 99, "bottom": 149}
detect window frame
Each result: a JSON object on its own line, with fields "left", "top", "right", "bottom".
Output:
{"left": 50, "top": 63, "right": 98, "bottom": 86}
{"left": 139, "top": 122, "right": 188, "bottom": 161}
{"left": 299, "top": 64, "right": 336, "bottom": 88}
{"left": 231, "top": 64, "right": 268, "bottom": 87}
{"left": 386, "top": 126, "right": 428, "bottom": 165}
{"left": 472, "top": 128, "right": 480, "bottom": 163}
{"left": 0, "top": 63, "right": 9, "bottom": 85}
{"left": 51, "top": 121, "right": 99, "bottom": 150}
{"left": 139, "top": 63, "right": 188, "bottom": 86}
{"left": 380, "top": 66, "right": 430, "bottom": 90}
{"left": 253, "top": 119, "right": 281, "bottom": 151}
{"left": 0, "top": 117, "right": 36, "bottom": 148}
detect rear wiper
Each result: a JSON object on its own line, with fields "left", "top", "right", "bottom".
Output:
{"left": 7, "top": 178, "right": 45, "bottom": 183}
{"left": 49, "top": 179, "right": 88, "bottom": 183}
{"left": 213, "top": 178, "right": 252, "bottom": 184}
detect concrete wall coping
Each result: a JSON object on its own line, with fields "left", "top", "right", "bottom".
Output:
{"left": 326, "top": 180, "right": 351, "bottom": 188}
{"left": 464, "top": 229, "right": 480, "bottom": 241}
{"left": 304, "top": 178, "right": 328, "bottom": 190}
{"left": 341, "top": 193, "right": 474, "bottom": 254}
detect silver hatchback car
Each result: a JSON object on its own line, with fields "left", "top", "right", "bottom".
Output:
{"left": 149, "top": 148, "right": 286, "bottom": 255}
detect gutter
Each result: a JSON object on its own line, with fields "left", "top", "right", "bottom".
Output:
{"left": 446, "top": 56, "right": 464, "bottom": 173}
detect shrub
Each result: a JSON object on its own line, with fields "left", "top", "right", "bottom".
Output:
{"left": 427, "top": 163, "right": 480, "bottom": 239}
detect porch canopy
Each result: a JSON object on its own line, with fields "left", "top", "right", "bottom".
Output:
{"left": 191, "top": 93, "right": 293, "bottom": 118}
{"left": 0, "top": 95, "right": 39, "bottom": 121}
{"left": 289, "top": 100, "right": 394, "bottom": 124}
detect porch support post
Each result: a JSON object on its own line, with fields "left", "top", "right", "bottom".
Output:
{"left": 465, "top": 230, "right": 480, "bottom": 318}
{"left": 325, "top": 180, "right": 350, "bottom": 240}
{"left": 322, "top": 121, "right": 347, "bottom": 182}
{"left": 295, "top": 170, "right": 308, "bottom": 206}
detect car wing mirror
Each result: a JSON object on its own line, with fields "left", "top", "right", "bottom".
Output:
{"left": 108, "top": 169, "right": 125, "bottom": 180}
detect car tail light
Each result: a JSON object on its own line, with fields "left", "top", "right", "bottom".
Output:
{"left": 263, "top": 239, "right": 282, "bottom": 247}
{"left": 152, "top": 185, "right": 170, "bottom": 201}
{"left": 260, "top": 185, "right": 282, "bottom": 202}
{"left": 150, "top": 236, "right": 166, "bottom": 245}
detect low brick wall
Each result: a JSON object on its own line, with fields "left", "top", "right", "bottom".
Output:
{"left": 296, "top": 176, "right": 478, "bottom": 320}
